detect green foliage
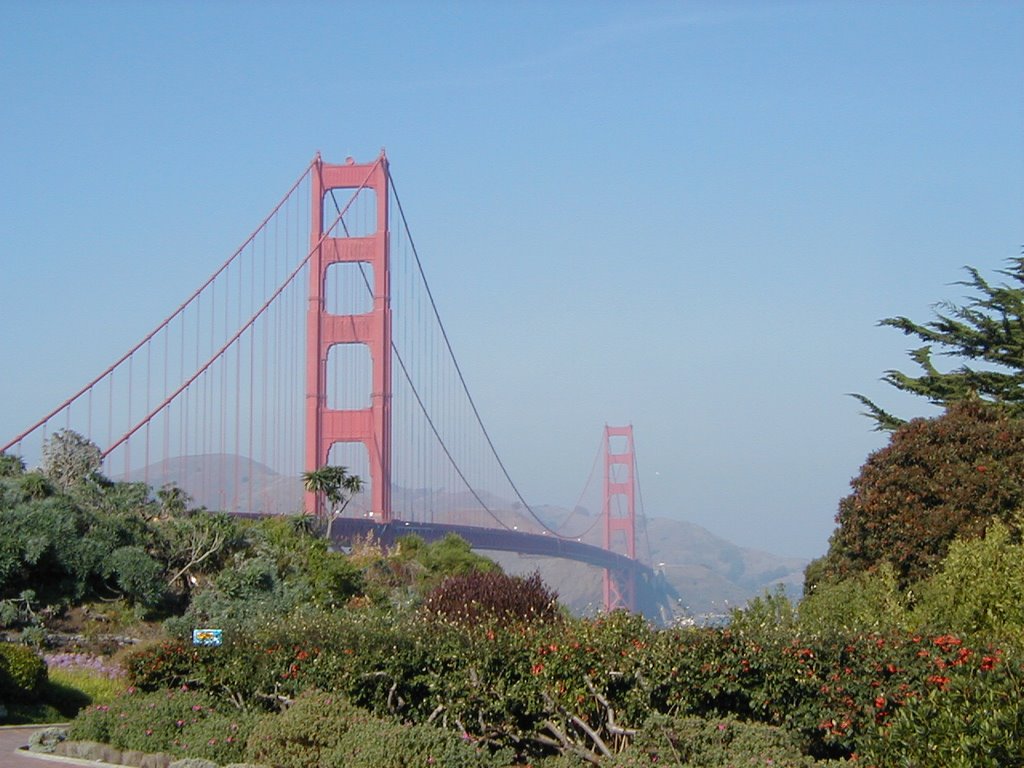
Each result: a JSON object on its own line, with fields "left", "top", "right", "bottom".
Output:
{"left": 244, "top": 689, "right": 371, "bottom": 768}
{"left": 0, "top": 642, "right": 48, "bottom": 700}
{"left": 814, "top": 400, "right": 1024, "bottom": 587}
{"left": 614, "top": 713, "right": 817, "bottom": 767}
{"left": 799, "top": 563, "right": 907, "bottom": 636}
{"left": 0, "top": 485, "right": 169, "bottom": 611}
{"left": 156, "top": 511, "right": 245, "bottom": 599}
{"left": 728, "top": 585, "right": 798, "bottom": 637}
{"left": 854, "top": 258, "right": 1024, "bottom": 430}
{"left": 1, "top": 701, "right": 63, "bottom": 725}
{"left": 418, "top": 533, "right": 502, "bottom": 581}
{"left": 302, "top": 465, "right": 362, "bottom": 515}
{"left": 166, "top": 516, "right": 365, "bottom": 636}
{"left": 69, "top": 687, "right": 255, "bottom": 764}
{"left": 424, "top": 570, "right": 561, "bottom": 625}
{"left": 38, "top": 678, "right": 92, "bottom": 718}
{"left": 17, "top": 471, "right": 53, "bottom": 500}
{"left": 860, "top": 653, "right": 1024, "bottom": 768}
{"left": 326, "top": 717, "right": 513, "bottom": 768}
{"left": 910, "top": 517, "right": 1024, "bottom": 640}
{"left": 0, "top": 453, "right": 25, "bottom": 478}
{"left": 102, "top": 545, "right": 166, "bottom": 608}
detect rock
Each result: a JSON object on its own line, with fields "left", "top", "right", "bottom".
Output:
{"left": 140, "top": 752, "right": 175, "bottom": 768}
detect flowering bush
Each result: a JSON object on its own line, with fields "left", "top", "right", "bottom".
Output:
{"left": 68, "top": 687, "right": 256, "bottom": 764}
{"left": 859, "top": 651, "right": 1024, "bottom": 768}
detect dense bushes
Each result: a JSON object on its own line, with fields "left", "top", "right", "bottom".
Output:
{"left": 243, "top": 689, "right": 371, "bottom": 768}
{"left": 69, "top": 688, "right": 258, "bottom": 765}
{"left": 613, "top": 714, "right": 822, "bottom": 767}
{"left": 813, "top": 401, "right": 1024, "bottom": 588}
{"left": 859, "top": 652, "right": 1024, "bottom": 767}
{"left": 424, "top": 570, "right": 561, "bottom": 625}
{"left": 0, "top": 641, "right": 47, "bottom": 700}
{"left": 112, "top": 595, "right": 1024, "bottom": 765}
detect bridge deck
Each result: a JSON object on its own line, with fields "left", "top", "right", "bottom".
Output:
{"left": 329, "top": 518, "right": 652, "bottom": 575}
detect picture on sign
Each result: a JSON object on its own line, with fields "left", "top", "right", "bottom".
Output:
{"left": 192, "top": 629, "right": 223, "bottom": 646}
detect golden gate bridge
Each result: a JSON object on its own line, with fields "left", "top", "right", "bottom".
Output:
{"left": 1, "top": 152, "right": 662, "bottom": 617}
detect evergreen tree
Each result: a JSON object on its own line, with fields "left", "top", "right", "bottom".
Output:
{"left": 854, "top": 257, "right": 1024, "bottom": 430}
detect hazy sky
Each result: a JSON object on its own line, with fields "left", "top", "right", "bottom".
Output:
{"left": 1, "top": 1, "right": 1021, "bottom": 559}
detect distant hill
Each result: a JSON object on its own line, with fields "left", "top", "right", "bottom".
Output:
{"left": 485, "top": 515, "right": 806, "bottom": 623}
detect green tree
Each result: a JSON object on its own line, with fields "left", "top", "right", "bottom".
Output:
{"left": 0, "top": 454, "right": 25, "bottom": 479}
{"left": 302, "top": 465, "right": 363, "bottom": 516}
{"left": 854, "top": 257, "right": 1024, "bottom": 430}
{"left": 155, "top": 511, "right": 243, "bottom": 596}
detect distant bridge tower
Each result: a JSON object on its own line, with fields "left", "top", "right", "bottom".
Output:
{"left": 305, "top": 154, "right": 392, "bottom": 520}
{"left": 603, "top": 424, "right": 637, "bottom": 612}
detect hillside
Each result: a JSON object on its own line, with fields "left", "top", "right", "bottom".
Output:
{"left": 486, "top": 515, "right": 807, "bottom": 623}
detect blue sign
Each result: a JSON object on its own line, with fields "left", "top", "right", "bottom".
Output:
{"left": 192, "top": 629, "right": 223, "bottom": 647}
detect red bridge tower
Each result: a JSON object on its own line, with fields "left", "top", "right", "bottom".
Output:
{"left": 305, "top": 154, "right": 392, "bottom": 521}
{"left": 603, "top": 424, "right": 637, "bottom": 612}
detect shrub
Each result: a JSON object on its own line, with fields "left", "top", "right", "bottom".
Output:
{"left": 0, "top": 642, "right": 47, "bottom": 700}
{"left": 244, "top": 689, "right": 373, "bottom": 768}
{"left": 124, "top": 639, "right": 202, "bottom": 691}
{"left": 614, "top": 713, "right": 816, "bottom": 767}
{"left": 799, "top": 563, "right": 907, "bottom": 636}
{"left": 860, "top": 653, "right": 1024, "bottom": 768}
{"left": 815, "top": 401, "right": 1024, "bottom": 588}
{"left": 910, "top": 517, "right": 1024, "bottom": 639}
{"left": 423, "top": 570, "right": 560, "bottom": 625}
{"left": 325, "top": 717, "right": 513, "bottom": 768}
{"left": 68, "top": 687, "right": 253, "bottom": 764}
{"left": 102, "top": 545, "right": 167, "bottom": 608}
{"left": 28, "top": 726, "right": 67, "bottom": 753}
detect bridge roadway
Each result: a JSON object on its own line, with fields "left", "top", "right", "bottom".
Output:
{"left": 328, "top": 518, "right": 654, "bottom": 577}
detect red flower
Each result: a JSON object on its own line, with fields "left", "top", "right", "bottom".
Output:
{"left": 933, "top": 634, "right": 962, "bottom": 651}
{"left": 927, "top": 675, "right": 950, "bottom": 689}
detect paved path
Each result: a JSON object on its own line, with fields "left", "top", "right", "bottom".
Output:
{"left": 0, "top": 726, "right": 94, "bottom": 767}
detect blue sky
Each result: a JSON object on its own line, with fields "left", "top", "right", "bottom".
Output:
{"left": 1, "top": 1, "right": 1021, "bottom": 558}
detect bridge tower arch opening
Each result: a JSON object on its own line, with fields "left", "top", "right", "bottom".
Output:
{"left": 602, "top": 424, "right": 637, "bottom": 612}
{"left": 305, "top": 154, "right": 392, "bottom": 521}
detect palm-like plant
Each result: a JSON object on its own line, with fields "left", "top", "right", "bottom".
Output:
{"left": 302, "top": 465, "right": 363, "bottom": 517}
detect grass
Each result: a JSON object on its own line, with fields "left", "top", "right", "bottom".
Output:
{"left": 1, "top": 658, "right": 127, "bottom": 725}
{"left": 47, "top": 666, "right": 125, "bottom": 707}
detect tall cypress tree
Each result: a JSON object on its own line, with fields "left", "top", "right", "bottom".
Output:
{"left": 854, "top": 256, "right": 1024, "bottom": 430}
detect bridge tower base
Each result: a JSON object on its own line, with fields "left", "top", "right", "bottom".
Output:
{"left": 602, "top": 425, "right": 637, "bottom": 612}
{"left": 305, "top": 154, "right": 392, "bottom": 521}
